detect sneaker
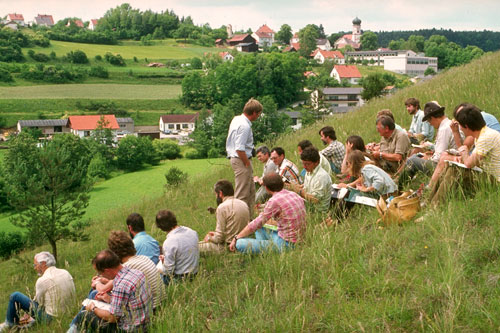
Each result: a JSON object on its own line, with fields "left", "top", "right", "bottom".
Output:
{"left": 0, "top": 322, "right": 12, "bottom": 332}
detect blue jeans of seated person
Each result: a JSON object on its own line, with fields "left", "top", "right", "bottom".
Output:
{"left": 5, "top": 292, "right": 52, "bottom": 326}
{"left": 70, "top": 289, "right": 99, "bottom": 327}
{"left": 235, "top": 228, "right": 294, "bottom": 254}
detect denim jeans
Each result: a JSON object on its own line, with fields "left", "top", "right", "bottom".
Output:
{"left": 235, "top": 228, "right": 294, "bottom": 254}
{"left": 6, "top": 291, "right": 51, "bottom": 326}
{"left": 70, "top": 289, "right": 99, "bottom": 327}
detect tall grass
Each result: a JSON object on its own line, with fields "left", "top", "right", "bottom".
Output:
{"left": 0, "top": 52, "right": 500, "bottom": 332}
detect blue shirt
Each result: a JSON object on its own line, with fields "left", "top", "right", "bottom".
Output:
{"left": 226, "top": 114, "right": 254, "bottom": 158}
{"left": 482, "top": 111, "right": 500, "bottom": 133}
{"left": 133, "top": 232, "right": 160, "bottom": 265}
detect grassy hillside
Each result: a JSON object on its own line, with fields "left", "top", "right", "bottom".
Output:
{"left": 1, "top": 51, "right": 500, "bottom": 332}
{"left": 25, "top": 39, "right": 225, "bottom": 61}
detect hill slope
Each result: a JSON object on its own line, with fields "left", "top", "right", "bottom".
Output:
{"left": 1, "top": 52, "right": 500, "bottom": 332}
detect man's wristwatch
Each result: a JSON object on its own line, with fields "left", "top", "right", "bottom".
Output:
{"left": 233, "top": 235, "right": 239, "bottom": 242}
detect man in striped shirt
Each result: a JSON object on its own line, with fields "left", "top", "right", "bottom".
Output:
{"left": 229, "top": 173, "right": 306, "bottom": 254}
{"left": 270, "top": 147, "right": 302, "bottom": 184}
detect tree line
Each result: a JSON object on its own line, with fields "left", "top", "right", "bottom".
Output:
{"left": 376, "top": 28, "right": 500, "bottom": 52}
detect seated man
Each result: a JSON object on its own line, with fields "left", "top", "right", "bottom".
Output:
{"left": 371, "top": 116, "right": 411, "bottom": 174}
{"left": 377, "top": 109, "right": 404, "bottom": 132}
{"left": 108, "top": 231, "right": 164, "bottom": 310}
{"left": 429, "top": 104, "right": 500, "bottom": 204}
{"left": 404, "top": 97, "right": 435, "bottom": 143}
{"left": 155, "top": 210, "right": 199, "bottom": 284}
{"left": 297, "top": 140, "right": 331, "bottom": 176}
{"left": 319, "top": 126, "right": 345, "bottom": 174}
{"left": 429, "top": 102, "right": 500, "bottom": 187}
{"left": 290, "top": 147, "right": 332, "bottom": 213}
{"left": 199, "top": 180, "right": 249, "bottom": 254}
{"left": 270, "top": 147, "right": 302, "bottom": 184}
{"left": 71, "top": 250, "right": 152, "bottom": 333}
{"left": 126, "top": 212, "right": 160, "bottom": 265}
{"left": 0, "top": 252, "right": 75, "bottom": 332}
{"left": 230, "top": 173, "right": 306, "bottom": 254}
{"left": 254, "top": 146, "right": 278, "bottom": 204}
{"left": 399, "top": 101, "right": 457, "bottom": 186}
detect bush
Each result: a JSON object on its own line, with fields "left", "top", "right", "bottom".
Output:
{"left": 0, "top": 231, "right": 27, "bottom": 259}
{"left": 50, "top": 51, "right": 56, "bottom": 59}
{"left": 87, "top": 154, "right": 110, "bottom": 180}
{"left": 0, "top": 68, "right": 14, "bottom": 82}
{"left": 95, "top": 55, "right": 102, "bottom": 61}
{"left": 207, "top": 147, "right": 221, "bottom": 158}
{"left": 31, "top": 52, "right": 50, "bottom": 62}
{"left": 67, "top": 50, "right": 89, "bottom": 64}
{"left": 105, "top": 52, "right": 126, "bottom": 66}
{"left": 20, "top": 64, "right": 85, "bottom": 83}
{"left": 88, "top": 66, "right": 109, "bottom": 78}
{"left": 424, "top": 67, "right": 436, "bottom": 76}
{"left": 133, "top": 56, "right": 138, "bottom": 62}
{"left": 184, "top": 148, "right": 201, "bottom": 159}
{"left": 165, "top": 166, "right": 188, "bottom": 187}
{"left": 152, "top": 139, "right": 181, "bottom": 160}
{"left": 191, "top": 57, "right": 203, "bottom": 69}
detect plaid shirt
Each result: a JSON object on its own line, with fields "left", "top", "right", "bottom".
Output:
{"left": 278, "top": 158, "right": 302, "bottom": 184}
{"left": 321, "top": 140, "right": 345, "bottom": 171}
{"left": 110, "top": 266, "right": 152, "bottom": 332}
{"left": 248, "top": 189, "right": 306, "bottom": 243}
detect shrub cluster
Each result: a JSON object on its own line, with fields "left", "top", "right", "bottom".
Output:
{"left": 0, "top": 231, "right": 27, "bottom": 259}
{"left": 88, "top": 66, "right": 109, "bottom": 78}
{"left": 105, "top": 52, "right": 126, "bottom": 66}
{"left": 20, "top": 64, "right": 85, "bottom": 83}
{"left": 164, "top": 166, "right": 188, "bottom": 186}
{"left": 66, "top": 50, "right": 89, "bottom": 64}
{"left": 27, "top": 50, "right": 50, "bottom": 62}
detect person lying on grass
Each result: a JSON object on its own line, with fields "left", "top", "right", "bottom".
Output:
{"left": 229, "top": 173, "right": 306, "bottom": 254}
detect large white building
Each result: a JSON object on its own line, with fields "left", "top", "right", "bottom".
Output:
{"left": 312, "top": 87, "right": 364, "bottom": 113}
{"left": 383, "top": 50, "right": 438, "bottom": 75}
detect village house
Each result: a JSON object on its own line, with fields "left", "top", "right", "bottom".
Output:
{"left": 219, "top": 52, "right": 234, "bottom": 62}
{"left": 334, "top": 17, "right": 362, "bottom": 50}
{"left": 159, "top": 114, "right": 199, "bottom": 134}
{"left": 383, "top": 50, "right": 438, "bottom": 75}
{"left": 68, "top": 115, "right": 119, "bottom": 138}
{"left": 6, "top": 13, "right": 25, "bottom": 26}
{"left": 316, "top": 39, "right": 332, "bottom": 51}
{"left": 312, "top": 87, "right": 364, "bottom": 113}
{"left": 89, "top": 19, "right": 99, "bottom": 30}
{"left": 283, "top": 111, "right": 302, "bottom": 130}
{"left": 3, "top": 21, "right": 18, "bottom": 30}
{"left": 34, "top": 14, "right": 54, "bottom": 27}
{"left": 252, "top": 24, "right": 275, "bottom": 48}
{"left": 215, "top": 39, "right": 227, "bottom": 47}
{"left": 17, "top": 119, "right": 70, "bottom": 135}
{"left": 345, "top": 48, "right": 399, "bottom": 65}
{"left": 135, "top": 126, "right": 160, "bottom": 140}
{"left": 116, "top": 117, "right": 135, "bottom": 134}
{"left": 226, "top": 34, "right": 258, "bottom": 52}
{"left": 66, "top": 19, "right": 84, "bottom": 28}
{"left": 330, "top": 65, "right": 362, "bottom": 85}
{"left": 311, "top": 49, "right": 345, "bottom": 64}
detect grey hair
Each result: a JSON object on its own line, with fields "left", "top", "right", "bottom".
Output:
{"left": 34, "top": 252, "right": 56, "bottom": 267}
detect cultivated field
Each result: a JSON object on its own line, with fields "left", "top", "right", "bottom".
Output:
{"left": 25, "top": 39, "right": 224, "bottom": 60}
{"left": 0, "top": 84, "right": 181, "bottom": 100}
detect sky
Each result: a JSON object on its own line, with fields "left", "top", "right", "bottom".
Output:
{"left": 2, "top": 0, "right": 499, "bottom": 34}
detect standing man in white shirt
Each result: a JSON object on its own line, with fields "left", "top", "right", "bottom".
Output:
{"left": 0, "top": 252, "right": 75, "bottom": 332}
{"left": 226, "top": 98, "right": 263, "bottom": 217}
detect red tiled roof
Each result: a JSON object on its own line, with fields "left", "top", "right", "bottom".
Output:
{"left": 35, "top": 14, "right": 54, "bottom": 25}
{"left": 228, "top": 34, "right": 249, "bottom": 42}
{"left": 334, "top": 65, "right": 362, "bottom": 78}
{"left": 91, "top": 19, "right": 98, "bottom": 26}
{"left": 311, "top": 49, "right": 345, "bottom": 59}
{"left": 304, "top": 71, "right": 317, "bottom": 77}
{"left": 67, "top": 19, "right": 84, "bottom": 28}
{"left": 68, "top": 115, "right": 119, "bottom": 130}
{"left": 8, "top": 13, "right": 24, "bottom": 21}
{"left": 255, "top": 31, "right": 273, "bottom": 38}
{"left": 256, "top": 24, "right": 274, "bottom": 34}
{"left": 219, "top": 51, "right": 233, "bottom": 59}
{"left": 160, "top": 114, "right": 199, "bottom": 124}
{"left": 291, "top": 42, "right": 301, "bottom": 50}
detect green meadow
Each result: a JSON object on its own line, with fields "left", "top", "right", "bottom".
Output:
{"left": 25, "top": 39, "right": 224, "bottom": 60}
{"left": 0, "top": 157, "right": 227, "bottom": 233}
{"left": 1, "top": 50, "right": 500, "bottom": 331}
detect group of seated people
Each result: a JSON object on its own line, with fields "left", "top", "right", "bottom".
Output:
{"left": 2, "top": 99, "right": 499, "bottom": 332}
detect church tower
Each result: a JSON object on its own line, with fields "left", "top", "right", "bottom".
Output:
{"left": 352, "top": 17, "right": 361, "bottom": 43}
